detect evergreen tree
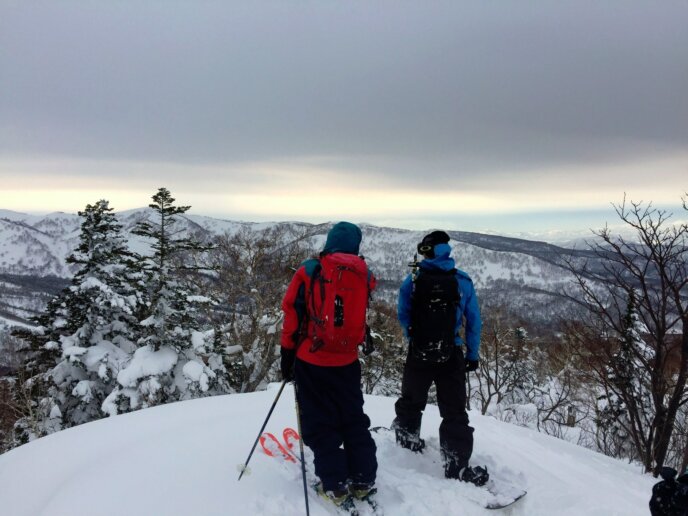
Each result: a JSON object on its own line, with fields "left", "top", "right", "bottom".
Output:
{"left": 104, "top": 188, "right": 224, "bottom": 413}
{"left": 53, "top": 200, "right": 144, "bottom": 425}
{"left": 11, "top": 296, "right": 69, "bottom": 443}
{"left": 596, "top": 292, "right": 653, "bottom": 461}
{"left": 13, "top": 200, "right": 143, "bottom": 440}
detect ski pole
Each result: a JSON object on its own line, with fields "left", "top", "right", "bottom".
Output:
{"left": 238, "top": 379, "right": 288, "bottom": 481}
{"left": 293, "top": 381, "right": 310, "bottom": 516}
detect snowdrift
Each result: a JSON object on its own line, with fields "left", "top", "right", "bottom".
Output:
{"left": 0, "top": 384, "right": 654, "bottom": 515}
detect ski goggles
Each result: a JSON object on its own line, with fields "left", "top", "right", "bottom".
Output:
{"left": 417, "top": 243, "right": 434, "bottom": 255}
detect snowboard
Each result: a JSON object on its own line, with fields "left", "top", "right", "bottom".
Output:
{"left": 370, "top": 426, "right": 527, "bottom": 510}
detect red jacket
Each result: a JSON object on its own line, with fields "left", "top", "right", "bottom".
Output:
{"left": 281, "top": 255, "right": 376, "bottom": 367}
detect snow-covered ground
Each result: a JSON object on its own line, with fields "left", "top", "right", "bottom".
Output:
{"left": 0, "top": 315, "right": 32, "bottom": 329}
{"left": 0, "top": 384, "right": 654, "bottom": 515}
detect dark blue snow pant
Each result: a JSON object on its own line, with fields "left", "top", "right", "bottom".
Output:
{"left": 294, "top": 358, "right": 378, "bottom": 492}
{"left": 393, "top": 348, "right": 474, "bottom": 478}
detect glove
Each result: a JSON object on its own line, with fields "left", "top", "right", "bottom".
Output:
{"left": 465, "top": 359, "right": 480, "bottom": 372}
{"left": 280, "top": 348, "right": 296, "bottom": 381}
{"left": 360, "top": 327, "right": 375, "bottom": 356}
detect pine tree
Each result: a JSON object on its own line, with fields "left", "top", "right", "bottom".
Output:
{"left": 596, "top": 292, "right": 653, "bottom": 461}
{"left": 53, "top": 200, "right": 144, "bottom": 425}
{"left": 11, "top": 296, "right": 69, "bottom": 443}
{"left": 12, "top": 200, "right": 143, "bottom": 440}
{"left": 104, "top": 188, "right": 224, "bottom": 412}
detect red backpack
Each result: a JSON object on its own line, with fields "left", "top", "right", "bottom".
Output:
{"left": 307, "top": 253, "right": 370, "bottom": 354}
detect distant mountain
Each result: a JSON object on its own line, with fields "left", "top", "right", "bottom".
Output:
{"left": 0, "top": 209, "right": 594, "bottom": 326}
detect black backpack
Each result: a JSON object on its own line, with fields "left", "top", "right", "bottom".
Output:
{"left": 409, "top": 268, "right": 460, "bottom": 363}
{"left": 650, "top": 467, "right": 688, "bottom": 516}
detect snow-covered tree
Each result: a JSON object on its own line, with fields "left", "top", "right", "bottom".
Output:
{"left": 0, "top": 330, "right": 26, "bottom": 451}
{"left": 12, "top": 200, "right": 143, "bottom": 440}
{"left": 51, "top": 200, "right": 144, "bottom": 426}
{"left": 11, "top": 295, "right": 70, "bottom": 443}
{"left": 103, "top": 188, "right": 222, "bottom": 414}
{"left": 594, "top": 293, "right": 654, "bottom": 462}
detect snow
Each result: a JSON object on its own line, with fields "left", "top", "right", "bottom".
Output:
{"left": 62, "top": 346, "right": 88, "bottom": 360}
{"left": 191, "top": 330, "right": 210, "bottom": 352}
{"left": 182, "top": 360, "right": 210, "bottom": 392}
{"left": 0, "top": 314, "right": 33, "bottom": 329}
{"left": 1, "top": 208, "right": 583, "bottom": 297}
{"left": 116, "top": 345, "right": 178, "bottom": 388}
{"left": 0, "top": 209, "right": 35, "bottom": 221}
{"left": 187, "top": 295, "right": 211, "bottom": 303}
{"left": 0, "top": 384, "right": 655, "bottom": 516}
{"left": 48, "top": 404, "right": 62, "bottom": 420}
{"left": 72, "top": 380, "right": 94, "bottom": 402}
{"left": 78, "top": 341, "right": 125, "bottom": 371}
{"left": 79, "top": 276, "right": 109, "bottom": 291}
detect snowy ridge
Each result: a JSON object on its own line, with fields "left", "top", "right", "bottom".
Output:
{"left": 0, "top": 208, "right": 584, "bottom": 282}
{"left": 0, "top": 384, "right": 654, "bottom": 515}
{"left": 0, "top": 208, "right": 588, "bottom": 327}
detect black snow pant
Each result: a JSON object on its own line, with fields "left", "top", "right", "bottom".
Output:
{"left": 393, "top": 348, "right": 474, "bottom": 478}
{"left": 294, "top": 358, "right": 378, "bottom": 491}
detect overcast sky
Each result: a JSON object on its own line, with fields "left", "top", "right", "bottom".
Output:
{"left": 1, "top": 1, "right": 686, "bottom": 233}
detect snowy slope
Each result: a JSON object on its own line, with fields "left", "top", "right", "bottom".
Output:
{"left": 0, "top": 209, "right": 580, "bottom": 288}
{"left": 1, "top": 209, "right": 585, "bottom": 326}
{"left": 0, "top": 384, "right": 654, "bottom": 516}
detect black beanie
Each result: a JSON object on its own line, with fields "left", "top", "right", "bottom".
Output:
{"left": 417, "top": 230, "right": 450, "bottom": 257}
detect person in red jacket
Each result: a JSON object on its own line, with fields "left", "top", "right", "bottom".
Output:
{"left": 280, "top": 222, "right": 378, "bottom": 510}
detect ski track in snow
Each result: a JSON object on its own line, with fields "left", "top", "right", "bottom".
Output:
{"left": 0, "top": 384, "right": 654, "bottom": 516}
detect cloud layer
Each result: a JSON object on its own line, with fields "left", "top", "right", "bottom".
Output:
{"left": 1, "top": 1, "right": 686, "bottom": 229}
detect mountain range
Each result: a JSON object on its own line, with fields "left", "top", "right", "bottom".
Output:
{"left": 0, "top": 208, "right": 594, "bottom": 327}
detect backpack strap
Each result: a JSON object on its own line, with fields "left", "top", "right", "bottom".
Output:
{"left": 292, "top": 259, "right": 319, "bottom": 350}
{"left": 307, "top": 261, "right": 328, "bottom": 352}
{"left": 309, "top": 261, "right": 325, "bottom": 327}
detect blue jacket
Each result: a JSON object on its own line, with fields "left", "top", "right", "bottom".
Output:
{"left": 398, "top": 243, "right": 482, "bottom": 361}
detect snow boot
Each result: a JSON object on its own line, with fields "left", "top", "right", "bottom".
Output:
{"left": 458, "top": 465, "right": 490, "bottom": 487}
{"left": 350, "top": 483, "right": 381, "bottom": 514}
{"left": 399, "top": 434, "right": 425, "bottom": 453}
{"left": 393, "top": 424, "right": 426, "bottom": 453}
{"left": 350, "top": 481, "right": 376, "bottom": 500}
{"left": 314, "top": 483, "right": 358, "bottom": 513}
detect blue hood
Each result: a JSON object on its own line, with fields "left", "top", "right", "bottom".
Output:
{"left": 322, "top": 221, "right": 362, "bottom": 255}
{"left": 419, "top": 243, "right": 455, "bottom": 271}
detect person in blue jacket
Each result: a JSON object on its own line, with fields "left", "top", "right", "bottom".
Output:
{"left": 392, "top": 230, "right": 489, "bottom": 486}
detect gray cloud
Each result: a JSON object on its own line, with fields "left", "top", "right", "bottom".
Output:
{"left": 1, "top": 1, "right": 686, "bottom": 189}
